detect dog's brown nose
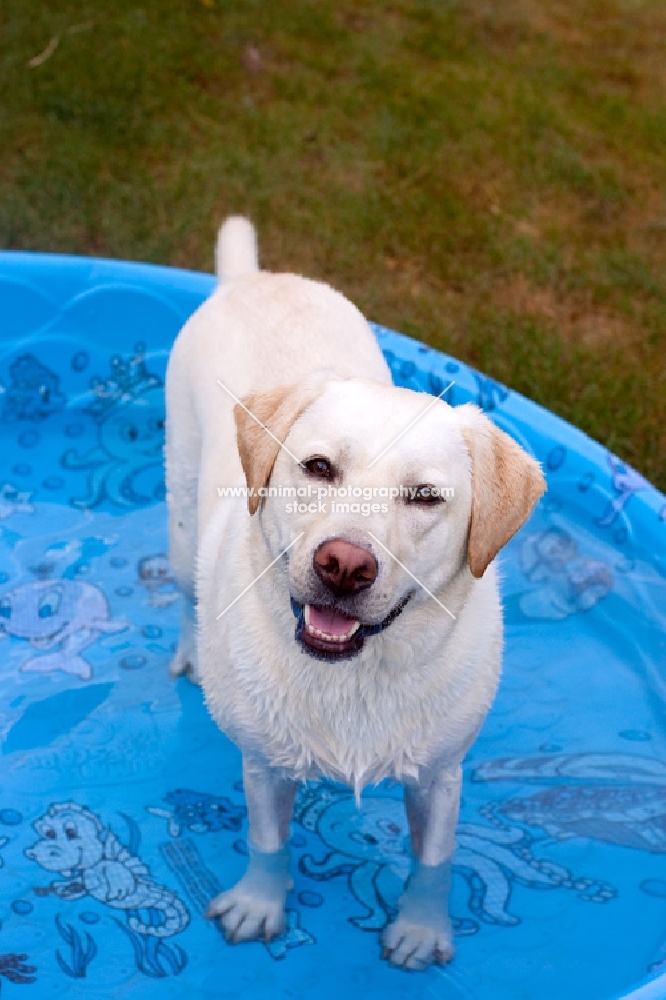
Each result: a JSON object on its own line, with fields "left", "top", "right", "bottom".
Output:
{"left": 313, "top": 539, "right": 378, "bottom": 596}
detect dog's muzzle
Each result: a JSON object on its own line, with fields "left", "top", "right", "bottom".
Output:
{"left": 290, "top": 595, "right": 412, "bottom": 661}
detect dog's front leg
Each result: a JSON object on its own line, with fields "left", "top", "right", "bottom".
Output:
{"left": 206, "top": 756, "right": 298, "bottom": 943}
{"left": 382, "top": 765, "right": 461, "bottom": 971}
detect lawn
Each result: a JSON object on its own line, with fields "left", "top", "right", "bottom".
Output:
{"left": 1, "top": 0, "right": 664, "bottom": 489}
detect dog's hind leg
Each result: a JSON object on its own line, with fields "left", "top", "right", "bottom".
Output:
{"left": 167, "top": 487, "right": 199, "bottom": 682}
{"left": 169, "top": 595, "right": 199, "bottom": 683}
{"left": 165, "top": 346, "right": 201, "bottom": 683}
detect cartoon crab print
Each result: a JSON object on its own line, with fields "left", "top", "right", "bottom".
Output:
{"left": 147, "top": 789, "right": 247, "bottom": 837}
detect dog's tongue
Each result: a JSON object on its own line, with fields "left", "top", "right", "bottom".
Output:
{"left": 309, "top": 605, "right": 359, "bottom": 635}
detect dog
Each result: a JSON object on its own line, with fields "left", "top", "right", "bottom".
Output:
{"left": 164, "top": 216, "right": 545, "bottom": 971}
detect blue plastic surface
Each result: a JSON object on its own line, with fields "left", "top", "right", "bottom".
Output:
{"left": 0, "top": 252, "right": 664, "bottom": 999}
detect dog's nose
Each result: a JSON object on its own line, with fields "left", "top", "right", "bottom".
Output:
{"left": 313, "top": 539, "right": 378, "bottom": 596}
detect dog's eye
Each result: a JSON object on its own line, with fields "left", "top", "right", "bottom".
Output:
{"left": 303, "top": 456, "right": 333, "bottom": 480}
{"left": 406, "top": 485, "right": 445, "bottom": 505}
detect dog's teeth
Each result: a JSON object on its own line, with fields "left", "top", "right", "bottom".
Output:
{"left": 305, "top": 618, "right": 361, "bottom": 644}
{"left": 304, "top": 605, "right": 311, "bottom": 626}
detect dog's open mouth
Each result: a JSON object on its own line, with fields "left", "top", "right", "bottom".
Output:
{"left": 302, "top": 605, "right": 362, "bottom": 656}
{"left": 291, "top": 595, "right": 412, "bottom": 661}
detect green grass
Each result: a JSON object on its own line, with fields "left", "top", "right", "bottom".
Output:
{"left": 1, "top": 0, "right": 664, "bottom": 489}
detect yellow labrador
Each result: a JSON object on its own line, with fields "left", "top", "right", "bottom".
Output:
{"left": 165, "top": 217, "right": 545, "bottom": 971}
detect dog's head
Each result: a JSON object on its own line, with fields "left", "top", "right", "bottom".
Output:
{"left": 235, "top": 375, "right": 545, "bottom": 661}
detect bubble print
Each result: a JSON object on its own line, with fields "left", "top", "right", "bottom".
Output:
{"left": 641, "top": 880, "right": 666, "bottom": 898}
{"left": 42, "top": 476, "right": 64, "bottom": 491}
{"left": 71, "top": 351, "right": 90, "bottom": 372}
{"left": 11, "top": 900, "right": 33, "bottom": 916}
{"left": 0, "top": 809, "right": 23, "bottom": 825}
{"left": 18, "top": 430, "right": 39, "bottom": 449}
{"left": 298, "top": 891, "right": 324, "bottom": 908}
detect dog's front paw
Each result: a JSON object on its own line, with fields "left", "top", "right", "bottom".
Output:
{"left": 381, "top": 857, "right": 455, "bottom": 970}
{"left": 381, "top": 914, "right": 455, "bottom": 971}
{"left": 206, "top": 884, "right": 287, "bottom": 942}
{"left": 206, "top": 841, "right": 293, "bottom": 944}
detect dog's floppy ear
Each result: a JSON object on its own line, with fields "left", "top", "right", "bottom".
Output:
{"left": 234, "top": 376, "right": 332, "bottom": 515}
{"left": 459, "top": 404, "right": 546, "bottom": 578}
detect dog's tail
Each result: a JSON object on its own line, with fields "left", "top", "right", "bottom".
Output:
{"left": 215, "top": 216, "right": 259, "bottom": 284}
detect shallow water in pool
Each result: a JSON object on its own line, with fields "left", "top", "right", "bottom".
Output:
{"left": 0, "top": 259, "right": 664, "bottom": 999}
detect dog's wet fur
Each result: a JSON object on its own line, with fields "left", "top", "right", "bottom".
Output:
{"left": 165, "top": 216, "right": 545, "bottom": 970}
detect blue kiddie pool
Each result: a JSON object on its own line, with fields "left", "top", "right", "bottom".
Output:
{"left": 0, "top": 253, "right": 664, "bottom": 1000}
